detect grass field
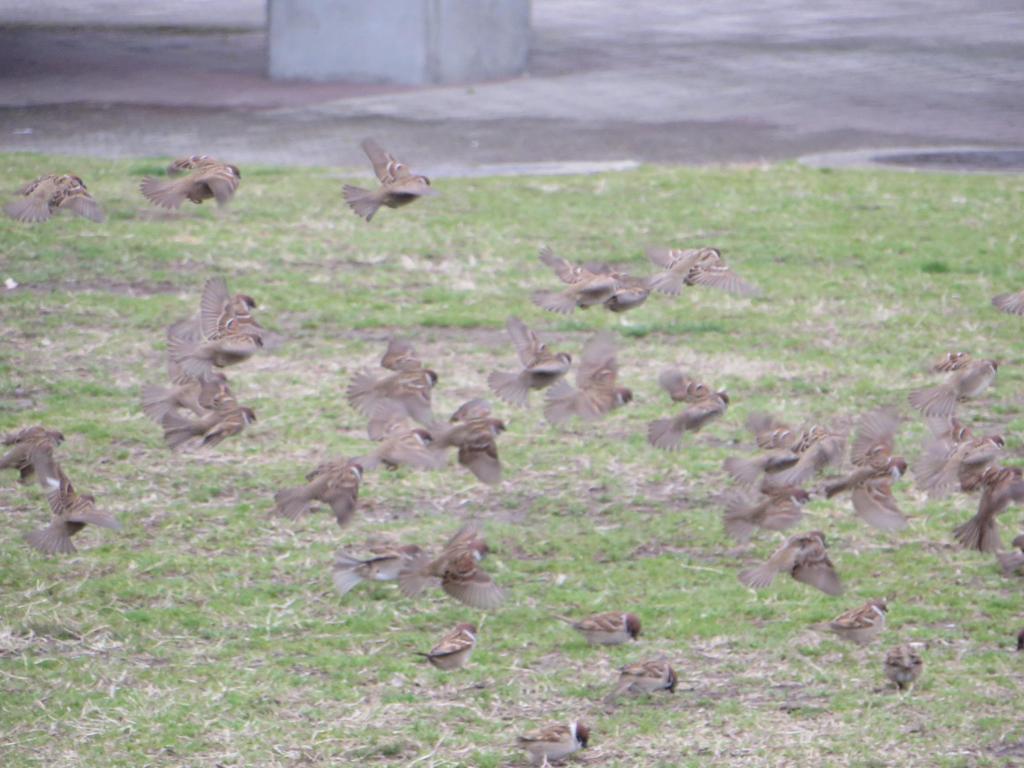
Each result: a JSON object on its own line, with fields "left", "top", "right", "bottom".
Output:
{"left": 1, "top": 151, "right": 1023, "bottom": 767}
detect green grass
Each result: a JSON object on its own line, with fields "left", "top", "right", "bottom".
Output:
{"left": 1, "top": 152, "right": 1023, "bottom": 767}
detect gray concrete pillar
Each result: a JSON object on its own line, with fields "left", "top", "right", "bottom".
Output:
{"left": 267, "top": 0, "right": 531, "bottom": 85}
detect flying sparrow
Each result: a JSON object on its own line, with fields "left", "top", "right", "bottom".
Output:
{"left": 556, "top": 611, "right": 641, "bottom": 645}
{"left": 25, "top": 468, "right": 122, "bottom": 555}
{"left": 141, "top": 371, "right": 231, "bottom": 424}
{"left": 430, "top": 400, "right": 506, "bottom": 484}
{"left": 357, "top": 416, "right": 444, "bottom": 471}
{"left": 531, "top": 246, "right": 618, "bottom": 314}
{"left": 399, "top": 523, "right": 503, "bottom": 609}
{"left": 764, "top": 421, "right": 848, "bottom": 489}
{"left": 909, "top": 355, "right": 998, "bottom": 418}
{"left": 996, "top": 534, "right": 1024, "bottom": 576}
{"left": 140, "top": 157, "right": 241, "bottom": 209}
{"left": 166, "top": 314, "right": 263, "bottom": 381}
{"left": 581, "top": 263, "right": 652, "bottom": 312}
{"left": 647, "top": 369, "right": 728, "bottom": 450}
{"left": 332, "top": 543, "right": 424, "bottom": 596}
{"left": 160, "top": 395, "right": 256, "bottom": 449}
{"left": 543, "top": 332, "right": 633, "bottom": 425}
{"left": 343, "top": 138, "right": 436, "bottom": 222}
{"left": 487, "top": 316, "right": 572, "bottom": 407}
{"left": 416, "top": 623, "right": 478, "bottom": 670}
{"left": 992, "top": 288, "right": 1024, "bottom": 316}
{"left": 603, "top": 659, "right": 677, "bottom": 707}
{"left": 6, "top": 174, "right": 104, "bottom": 223}
{"left": 816, "top": 599, "right": 888, "bottom": 645}
{"left": 347, "top": 367, "right": 438, "bottom": 437}
{"left": 273, "top": 458, "right": 362, "bottom": 527}
{"left": 823, "top": 408, "right": 909, "bottom": 531}
{"left": 720, "top": 485, "right": 809, "bottom": 543}
{"left": 738, "top": 530, "right": 843, "bottom": 595}
{"left": 722, "top": 413, "right": 801, "bottom": 486}
{"left": 952, "top": 465, "right": 1024, "bottom": 552}
{"left": 1, "top": 426, "right": 63, "bottom": 486}
{"left": 517, "top": 721, "right": 589, "bottom": 767}
{"left": 646, "top": 246, "right": 759, "bottom": 297}
{"left": 914, "top": 417, "right": 1003, "bottom": 499}
{"left": 884, "top": 643, "right": 924, "bottom": 691}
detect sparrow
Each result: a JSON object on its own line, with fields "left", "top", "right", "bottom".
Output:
{"left": 647, "top": 369, "right": 728, "bottom": 450}
{"left": 399, "top": 523, "right": 503, "bottom": 609}
{"left": 823, "top": 408, "right": 909, "bottom": 531}
{"left": 543, "top": 332, "right": 633, "bottom": 424}
{"left": 914, "top": 417, "right": 1004, "bottom": 499}
{"left": 487, "top": 316, "right": 572, "bottom": 407}
{"left": 140, "top": 371, "right": 231, "bottom": 424}
{"left": 6, "top": 174, "right": 105, "bottom": 223}
{"left": 379, "top": 336, "right": 423, "bottom": 372}
{"left": 331, "top": 543, "right": 424, "bottom": 596}
{"left": 722, "top": 413, "right": 801, "bottom": 486}
{"left": 909, "top": 355, "right": 998, "bottom": 418}
{"left": 996, "top": 534, "right": 1024, "bottom": 576}
{"left": 273, "top": 458, "right": 363, "bottom": 527}
{"left": 531, "top": 246, "right": 618, "bottom": 314}
{"left": 25, "top": 468, "right": 122, "bottom": 555}
{"left": 556, "top": 611, "right": 641, "bottom": 645}
{"left": 738, "top": 530, "right": 843, "bottom": 595}
{"left": 166, "top": 316, "right": 263, "bottom": 381}
{"left": 884, "top": 643, "right": 923, "bottom": 691}
{"left": 930, "top": 351, "right": 973, "bottom": 372}
{"left": 197, "top": 277, "right": 262, "bottom": 340}
{"left": 646, "top": 246, "right": 759, "bottom": 297}
{"left": 416, "top": 623, "right": 478, "bottom": 670}
{"left": 160, "top": 395, "right": 256, "bottom": 449}
{"left": 603, "top": 659, "right": 677, "bottom": 707}
{"left": 343, "top": 138, "right": 436, "bottom": 222}
{"left": 952, "top": 465, "right": 1024, "bottom": 552}
{"left": 992, "top": 288, "right": 1024, "bottom": 316}
{"left": 582, "top": 263, "right": 652, "bottom": 312}
{"left": 517, "top": 721, "right": 589, "bottom": 767}
{"left": 720, "top": 485, "right": 809, "bottom": 543}
{"left": 347, "top": 368, "right": 438, "bottom": 437}
{"left": 764, "top": 421, "right": 848, "bottom": 489}
{"left": 357, "top": 416, "right": 444, "bottom": 471}
{"left": 816, "top": 599, "right": 888, "bottom": 645}
{"left": 140, "top": 157, "right": 241, "bottom": 209}
{"left": 1, "top": 426, "right": 64, "bottom": 485}
{"left": 429, "top": 400, "right": 506, "bottom": 484}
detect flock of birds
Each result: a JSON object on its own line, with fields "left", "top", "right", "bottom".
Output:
{"left": 4, "top": 138, "right": 1024, "bottom": 765}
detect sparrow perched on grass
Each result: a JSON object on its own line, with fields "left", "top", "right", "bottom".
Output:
{"left": 647, "top": 369, "right": 728, "bottom": 450}
{"left": 913, "top": 417, "right": 1004, "bottom": 499}
{"left": 272, "top": 458, "right": 363, "bottom": 527}
{"left": 823, "top": 408, "right": 909, "bottom": 531}
{"left": 488, "top": 316, "right": 572, "bottom": 407}
{"left": 140, "top": 156, "right": 241, "bottom": 209}
{"left": 816, "top": 599, "right": 888, "bottom": 645}
{"left": 343, "top": 138, "right": 436, "bottom": 222}
{"left": 738, "top": 530, "right": 843, "bottom": 595}
{"left": 544, "top": 332, "right": 633, "bottom": 425}
{"left": 603, "top": 659, "right": 677, "bottom": 707}
{"left": 358, "top": 416, "right": 444, "bottom": 471}
{"left": 430, "top": 400, "right": 506, "bottom": 484}
{"left": 992, "top": 288, "right": 1024, "bottom": 316}
{"left": 6, "top": 174, "right": 105, "bottom": 223}
{"left": 556, "top": 611, "right": 641, "bottom": 645}
{"left": 996, "top": 534, "right": 1024, "bottom": 576}
{"left": 952, "top": 465, "right": 1024, "bottom": 552}
{"left": 531, "top": 246, "right": 618, "bottom": 314}
{"left": 908, "top": 354, "right": 998, "bottom": 418}
{"left": 347, "top": 368, "right": 438, "bottom": 437}
{"left": 379, "top": 336, "right": 423, "bottom": 372}
{"left": 160, "top": 395, "right": 256, "bottom": 449}
{"left": 331, "top": 543, "right": 424, "bottom": 596}
{"left": 416, "top": 623, "right": 478, "bottom": 670}
{"left": 140, "top": 371, "right": 231, "bottom": 424}
{"left": 646, "top": 246, "right": 759, "bottom": 297}
{"left": 1, "top": 426, "right": 63, "bottom": 485}
{"left": 720, "top": 485, "right": 809, "bottom": 543}
{"left": 399, "top": 523, "right": 503, "bottom": 609}
{"left": 25, "top": 468, "right": 121, "bottom": 555}
{"left": 884, "top": 644, "right": 923, "bottom": 691}
{"left": 517, "top": 721, "right": 589, "bottom": 767}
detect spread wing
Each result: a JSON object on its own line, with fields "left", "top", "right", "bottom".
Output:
{"left": 361, "top": 138, "right": 408, "bottom": 182}
{"left": 200, "top": 277, "right": 231, "bottom": 339}
{"left": 506, "top": 316, "right": 543, "bottom": 366}
{"left": 576, "top": 332, "right": 618, "bottom": 389}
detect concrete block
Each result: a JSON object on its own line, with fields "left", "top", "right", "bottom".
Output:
{"left": 268, "top": 0, "right": 530, "bottom": 85}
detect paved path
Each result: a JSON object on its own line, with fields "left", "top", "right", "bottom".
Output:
{"left": 0, "top": 0, "right": 1021, "bottom": 170}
